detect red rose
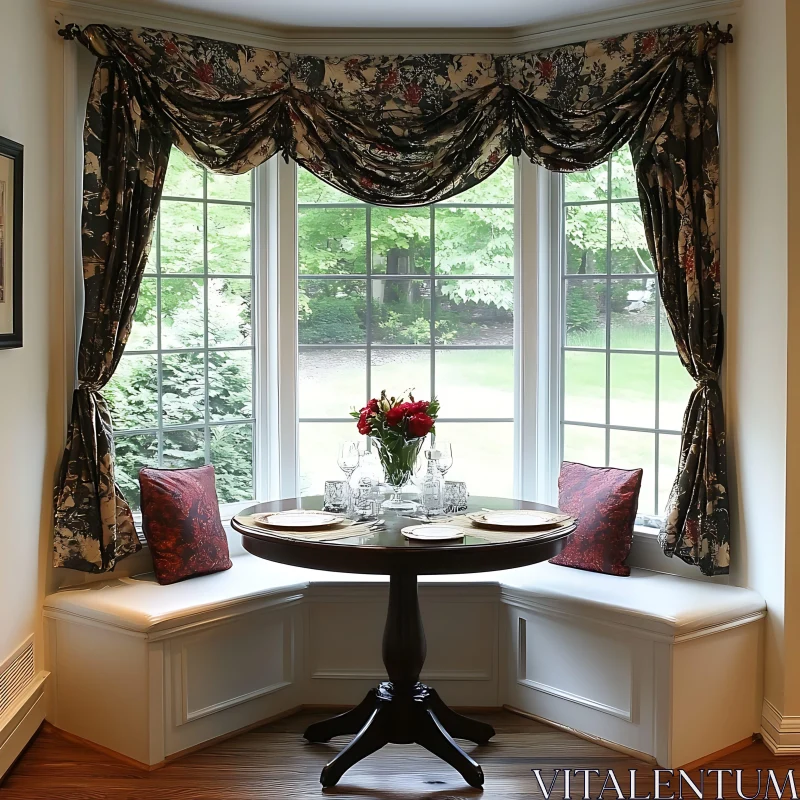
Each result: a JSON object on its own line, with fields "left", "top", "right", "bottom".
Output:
{"left": 407, "top": 413, "right": 434, "bottom": 438}
{"left": 357, "top": 411, "right": 371, "bottom": 435}
{"left": 385, "top": 403, "right": 409, "bottom": 427}
{"left": 408, "top": 400, "right": 429, "bottom": 415}
{"left": 366, "top": 398, "right": 380, "bottom": 413}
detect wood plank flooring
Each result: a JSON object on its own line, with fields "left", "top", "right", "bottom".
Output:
{"left": 0, "top": 709, "right": 786, "bottom": 799}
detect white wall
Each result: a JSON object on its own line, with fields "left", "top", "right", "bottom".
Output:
{"left": 0, "top": 0, "right": 65, "bottom": 673}
{"left": 725, "top": 0, "right": 789, "bottom": 717}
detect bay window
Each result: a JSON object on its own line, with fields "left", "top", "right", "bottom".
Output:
{"left": 104, "top": 146, "right": 692, "bottom": 524}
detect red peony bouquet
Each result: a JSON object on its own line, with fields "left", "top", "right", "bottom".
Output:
{"left": 350, "top": 391, "right": 440, "bottom": 505}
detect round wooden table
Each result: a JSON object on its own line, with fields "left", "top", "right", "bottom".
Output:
{"left": 232, "top": 495, "right": 572, "bottom": 788}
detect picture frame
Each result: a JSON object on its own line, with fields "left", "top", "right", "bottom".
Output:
{"left": 0, "top": 136, "right": 23, "bottom": 350}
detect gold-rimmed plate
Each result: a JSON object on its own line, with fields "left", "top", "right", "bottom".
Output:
{"left": 467, "top": 510, "right": 574, "bottom": 531}
{"left": 251, "top": 509, "right": 344, "bottom": 531}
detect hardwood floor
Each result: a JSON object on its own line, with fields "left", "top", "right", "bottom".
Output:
{"left": 0, "top": 709, "right": 787, "bottom": 799}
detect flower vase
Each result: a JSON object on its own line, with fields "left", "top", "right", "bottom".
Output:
{"left": 374, "top": 438, "right": 424, "bottom": 512}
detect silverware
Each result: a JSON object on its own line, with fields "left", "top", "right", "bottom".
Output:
{"left": 368, "top": 522, "right": 386, "bottom": 531}
{"left": 402, "top": 515, "right": 432, "bottom": 523}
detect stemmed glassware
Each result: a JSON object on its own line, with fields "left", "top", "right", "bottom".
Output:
{"left": 434, "top": 441, "right": 453, "bottom": 479}
{"left": 337, "top": 442, "right": 361, "bottom": 511}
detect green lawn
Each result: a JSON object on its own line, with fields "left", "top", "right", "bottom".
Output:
{"left": 298, "top": 338, "right": 693, "bottom": 517}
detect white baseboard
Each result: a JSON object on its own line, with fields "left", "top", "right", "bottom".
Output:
{"left": 761, "top": 698, "right": 800, "bottom": 755}
{"left": 0, "top": 671, "right": 48, "bottom": 780}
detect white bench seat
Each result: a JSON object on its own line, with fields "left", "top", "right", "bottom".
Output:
{"left": 498, "top": 561, "right": 766, "bottom": 638}
{"left": 43, "top": 555, "right": 765, "bottom": 770}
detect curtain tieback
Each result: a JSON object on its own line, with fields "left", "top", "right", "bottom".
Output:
{"left": 695, "top": 374, "right": 721, "bottom": 391}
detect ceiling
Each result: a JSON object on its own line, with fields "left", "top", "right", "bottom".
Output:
{"left": 125, "top": 0, "right": 689, "bottom": 30}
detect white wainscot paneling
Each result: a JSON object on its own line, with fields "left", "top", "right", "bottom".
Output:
{"left": 164, "top": 605, "right": 300, "bottom": 758}
{"left": 517, "top": 612, "right": 633, "bottom": 721}
{"left": 305, "top": 584, "right": 500, "bottom": 707}
{"left": 172, "top": 612, "right": 293, "bottom": 725}
{"left": 504, "top": 606, "right": 657, "bottom": 759}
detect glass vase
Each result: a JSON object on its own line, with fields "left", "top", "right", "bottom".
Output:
{"left": 374, "top": 437, "right": 425, "bottom": 512}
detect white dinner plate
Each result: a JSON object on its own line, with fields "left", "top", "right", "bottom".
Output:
{"left": 402, "top": 524, "right": 466, "bottom": 541}
{"left": 468, "top": 510, "right": 574, "bottom": 530}
{"left": 251, "top": 510, "right": 344, "bottom": 530}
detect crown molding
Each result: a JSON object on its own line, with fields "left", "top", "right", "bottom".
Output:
{"left": 49, "top": 0, "right": 739, "bottom": 54}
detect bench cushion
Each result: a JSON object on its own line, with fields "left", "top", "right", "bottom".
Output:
{"left": 44, "top": 555, "right": 313, "bottom": 634}
{"left": 499, "top": 561, "right": 765, "bottom": 637}
{"left": 44, "top": 556, "right": 765, "bottom": 640}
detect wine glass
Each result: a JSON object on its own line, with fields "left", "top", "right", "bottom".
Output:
{"left": 337, "top": 441, "right": 361, "bottom": 481}
{"left": 434, "top": 441, "right": 453, "bottom": 478}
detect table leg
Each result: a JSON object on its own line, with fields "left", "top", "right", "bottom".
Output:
{"left": 304, "top": 570, "right": 493, "bottom": 788}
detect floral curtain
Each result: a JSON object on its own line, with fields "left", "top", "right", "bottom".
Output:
{"left": 53, "top": 59, "right": 171, "bottom": 571}
{"left": 57, "top": 21, "right": 730, "bottom": 575}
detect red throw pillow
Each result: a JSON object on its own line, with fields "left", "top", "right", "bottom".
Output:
{"left": 549, "top": 461, "right": 643, "bottom": 577}
{"left": 139, "top": 465, "right": 232, "bottom": 585}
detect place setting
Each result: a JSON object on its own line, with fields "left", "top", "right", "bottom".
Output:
{"left": 233, "top": 389, "right": 576, "bottom": 547}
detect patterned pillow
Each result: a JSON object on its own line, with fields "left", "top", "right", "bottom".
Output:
{"left": 139, "top": 465, "right": 232, "bottom": 585}
{"left": 549, "top": 461, "right": 643, "bottom": 577}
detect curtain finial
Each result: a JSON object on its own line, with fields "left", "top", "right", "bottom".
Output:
{"left": 58, "top": 22, "right": 81, "bottom": 40}
{"left": 712, "top": 21, "right": 734, "bottom": 44}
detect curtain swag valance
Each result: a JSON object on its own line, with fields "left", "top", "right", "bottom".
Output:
{"left": 54, "top": 21, "right": 732, "bottom": 576}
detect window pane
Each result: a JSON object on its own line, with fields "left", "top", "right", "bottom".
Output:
{"left": 565, "top": 279, "right": 606, "bottom": 348}
{"left": 439, "top": 158, "right": 514, "bottom": 204}
{"left": 611, "top": 147, "right": 638, "bottom": 200}
{"left": 298, "top": 168, "right": 358, "bottom": 203}
{"left": 207, "top": 170, "right": 251, "bottom": 202}
{"left": 120, "top": 146, "right": 256, "bottom": 505}
{"left": 609, "top": 428, "right": 656, "bottom": 516}
{"left": 300, "top": 348, "right": 367, "bottom": 418}
{"left": 162, "top": 352, "right": 205, "bottom": 425}
{"left": 299, "top": 279, "right": 366, "bottom": 345}
{"left": 207, "top": 204, "right": 251, "bottom": 275}
{"left": 162, "top": 428, "right": 205, "bottom": 469}
{"left": 211, "top": 423, "right": 255, "bottom": 502}
{"left": 371, "top": 349, "right": 431, "bottom": 400}
{"left": 565, "top": 204, "right": 607, "bottom": 274}
{"left": 128, "top": 277, "right": 158, "bottom": 351}
{"left": 659, "top": 300, "right": 677, "bottom": 353}
{"left": 435, "top": 207, "right": 513, "bottom": 276}
{"left": 160, "top": 277, "right": 204, "bottom": 350}
{"left": 163, "top": 148, "right": 204, "bottom": 199}
{"left": 371, "top": 208, "right": 431, "bottom": 276}
{"left": 609, "top": 277, "right": 656, "bottom": 350}
{"left": 659, "top": 356, "right": 693, "bottom": 431}
{"left": 564, "top": 351, "right": 606, "bottom": 424}
{"left": 160, "top": 200, "right": 204, "bottom": 273}
{"left": 209, "top": 278, "right": 252, "bottom": 347}
{"left": 114, "top": 434, "right": 158, "bottom": 510}
{"left": 435, "top": 279, "right": 513, "bottom": 345}
{"left": 436, "top": 350, "right": 512, "bottom": 418}
{"left": 563, "top": 424, "right": 605, "bottom": 468}
{"left": 371, "top": 279, "right": 430, "bottom": 344}
{"left": 611, "top": 202, "right": 652, "bottom": 274}
{"left": 298, "top": 207, "right": 366, "bottom": 275}
{"left": 610, "top": 353, "right": 655, "bottom": 428}
{"left": 433, "top": 422, "right": 513, "bottom": 497}
{"left": 564, "top": 162, "right": 608, "bottom": 202}
{"left": 299, "top": 422, "right": 358, "bottom": 496}
{"left": 107, "top": 354, "right": 158, "bottom": 430}
{"left": 209, "top": 350, "right": 253, "bottom": 421}
{"left": 658, "top": 433, "right": 681, "bottom": 515}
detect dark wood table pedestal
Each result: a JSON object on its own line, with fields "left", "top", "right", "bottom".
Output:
{"left": 303, "top": 571, "right": 494, "bottom": 787}
{"left": 233, "top": 495, "right": 573, "bottom": 789}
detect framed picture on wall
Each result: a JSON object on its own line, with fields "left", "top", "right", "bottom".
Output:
{"left": 0, "top": 136, "right": 22, "bottom": 350}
